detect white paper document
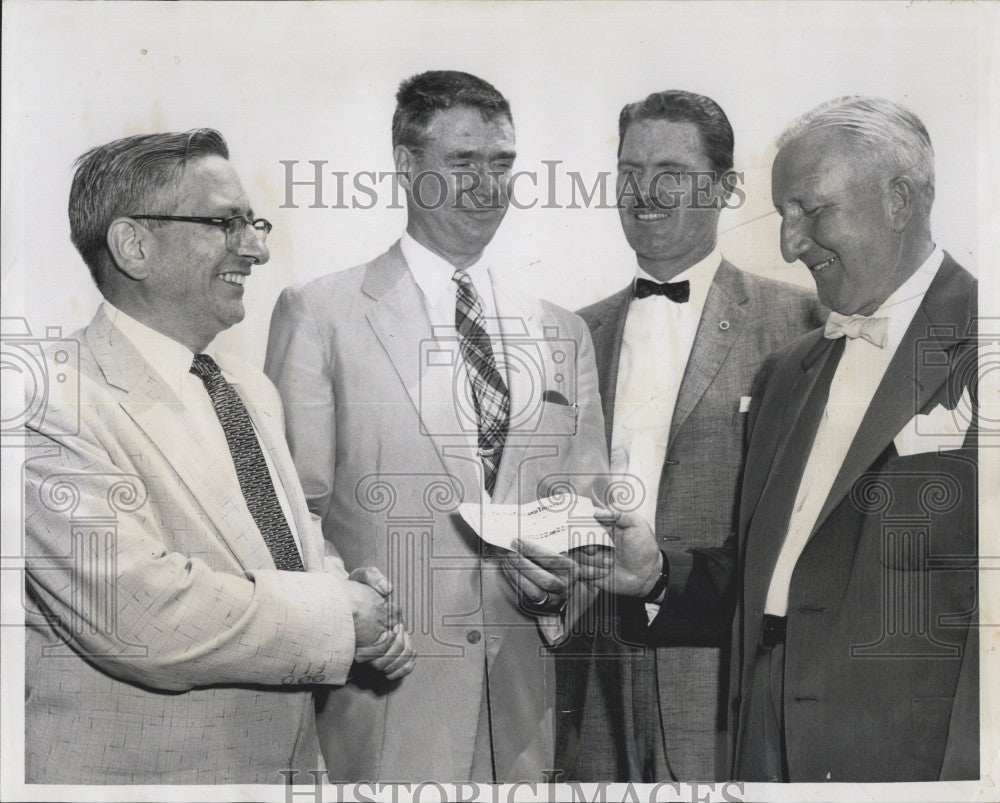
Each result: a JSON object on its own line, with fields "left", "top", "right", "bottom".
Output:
{"left": 458, "top": 495, "right": 614, "bottom": 553}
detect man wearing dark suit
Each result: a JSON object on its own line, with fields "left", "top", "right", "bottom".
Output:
{"left": 23, "top": 129, "right": 413, "bottom": 783}
{"left": 608, "top": 96, "right": 979, "bottom": 782}
{"left": 556, "top": 91, "right": 824, "bottom": 781}
{"left": 265, "top": 71, "right": 609, "bottom": 782}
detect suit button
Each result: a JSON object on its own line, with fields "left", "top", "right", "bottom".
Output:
{"left": 467, "top": 630, "right": 482, "bottom": 644}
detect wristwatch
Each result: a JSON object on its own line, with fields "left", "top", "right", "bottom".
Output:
{"left": 641, "top": 549, "right": 669, "bottom": 603}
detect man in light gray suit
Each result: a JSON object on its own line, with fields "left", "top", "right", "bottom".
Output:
{"left": 556, "top": 90, "right": 825, "bottom": 781}
{"left": 23, "top": 129, "right": 413, "bottom": 784}
{"left": 265, "top": 71, "right": 609, "bottom": 782}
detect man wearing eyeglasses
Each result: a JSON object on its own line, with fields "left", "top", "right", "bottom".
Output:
{"left": 22, "top": 129, "right": 414, "bottom": 784}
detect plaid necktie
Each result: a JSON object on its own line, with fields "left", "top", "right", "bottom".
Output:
{"left": 190, "top": 354, "right": 305, "bottom": 571}
{"left": 453, "top": 269, "right": 510, "bottom": 495}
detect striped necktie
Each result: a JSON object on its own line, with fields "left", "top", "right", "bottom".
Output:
{"left": 190, "top": 354, "right": 305, "bottom": 571}
{"left": 453, "top": 269, "right": 510, "bottom": 495}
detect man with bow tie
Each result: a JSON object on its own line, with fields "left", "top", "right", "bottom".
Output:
{"left": 556, "top": 90, "right": 824, "bottom": 782}
{"left": 609, "top": 96, "right": 980, "bottom": 782}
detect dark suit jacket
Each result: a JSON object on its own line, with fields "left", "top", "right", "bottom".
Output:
{"left": 558, "top": 260, "right": 824, "bottom": 781}
{"left": 649, "top": 253, "right": 979, "bottom": 782}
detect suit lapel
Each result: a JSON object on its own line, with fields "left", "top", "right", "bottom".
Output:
{"left": 363, "top": 243, "right": 481, "bottom": 499}
{"left": 586, "top": 287, "right": 631, "bottom": 451}
{"left": 813, "top": 256, "right": 974, "bottom": 531}
{"left": 88, "top": 310, "right": 270, "bottom": 570}
{"left": 741, "top": 333, "right": 845, "bottom": 618}
{"left": 669, "top": 261, "right": 747, "bottom": 445}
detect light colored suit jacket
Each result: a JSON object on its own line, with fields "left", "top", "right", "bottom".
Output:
{"left": 23, "top": 305, "right": 357, "bottom": 783}
{"left": 651, "top": 253, "right": 979, "bottom": 781}
{"left": 265, "top": 241, "right": 609, "bottom": 782}
{"left": 562, "top": 260, "right": 824, "bottom": 780}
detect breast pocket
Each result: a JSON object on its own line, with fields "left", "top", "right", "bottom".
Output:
{"left": 535, "top": 400, "right": 578, "bottom": 436}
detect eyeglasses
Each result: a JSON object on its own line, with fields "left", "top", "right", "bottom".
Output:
{"left": 129, "top": 214, "right": 272, "bottom": 249}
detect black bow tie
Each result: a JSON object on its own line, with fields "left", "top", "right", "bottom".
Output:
{"left": 634, "top": 277, "right": 690, "bottom": 303}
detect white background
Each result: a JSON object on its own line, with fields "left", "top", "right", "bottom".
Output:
{"left": 2, "top": 2, "right": 998, "bottom": 802}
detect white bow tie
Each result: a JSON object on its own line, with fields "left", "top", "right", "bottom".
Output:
{"left": 823, "top": 310, "right": 890, "bottom": 348}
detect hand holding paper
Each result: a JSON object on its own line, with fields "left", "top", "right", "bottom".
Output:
{"left": 459, "top": 495, "right": 614, "bottom": 610}
{"left": 593, "top": 507, "right": 662, "bottom": 597}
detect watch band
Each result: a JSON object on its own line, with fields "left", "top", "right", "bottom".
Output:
{"left": 641, "top": 549, "right": 669, "bottom": 603}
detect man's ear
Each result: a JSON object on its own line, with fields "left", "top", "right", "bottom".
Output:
{"left": 393, "top": 146, "right": 415, "bottom": 191}
{"left": 106, "top": 218, "right": 153, "bottom": 280}
{"left": 887, "top": 175, "right": 917, "bottom": 233}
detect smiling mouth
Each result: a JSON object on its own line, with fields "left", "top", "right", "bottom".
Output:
{"left": 635, "top": 211, "right": 672, "bottom": 222}
{"left": 810, "top": 257, "right": 836, "bottom": 272}
{"left": 218, "top": 272, "right": 248, "bottom": 286}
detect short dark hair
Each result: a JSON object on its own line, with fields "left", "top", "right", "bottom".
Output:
{"left": 69, "top": 128, "right": 229, "bottom": 287}
{"left": 618, "top": 90, "right": 734, "bottom": 174}
{"left": 392, "top": 70, "right": 512, "bottom": 152}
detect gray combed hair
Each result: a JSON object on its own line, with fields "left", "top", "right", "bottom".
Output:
{"left": 777, "top": 96, "right": 935, "bottom": 214}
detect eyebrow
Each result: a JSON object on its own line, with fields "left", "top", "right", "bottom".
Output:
{"left": 447, "top": 149, "right": 516, "bottom": 161}
{"left": 215, "top": 203, "right": 254, "bottom": 218}
{"left": 618, "top": 159, "right": 689, "bottom": 169}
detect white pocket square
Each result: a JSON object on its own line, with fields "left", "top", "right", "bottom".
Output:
{"left": 739, "top": 395, "right": 752, "bottom": 413}
{"left": 893, "top": 386, "right": 973, "bottom": 457}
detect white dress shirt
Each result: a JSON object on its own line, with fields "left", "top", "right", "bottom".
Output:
{"left": 401, "top": 231, "right": 503, "bottom": 344}
{"left": 401, "top": 232, "right": 507, "bottom": 498}
{"left": 610, "top": 247, "right": 723, "bottom": 530}
{"left": 763, "top": 246, "right": 944, "bottom": 615}
{"left": 102, "top": 301, "right": 302, "bottom": 552}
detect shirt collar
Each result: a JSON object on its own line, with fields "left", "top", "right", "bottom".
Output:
{"left": 102, "top": 300, "right": 197, "bottom": 399}
{"left": 871, "top": 246, "right": 944, "bottom": 351}
{"left": 401, "top": 231, "right": 490, "bottom": 310}
{"left": 867, "top": 245, "right": 944, "bottom": 349}
{"left": 872, "top": 245, "right": 944, "bottom": 317}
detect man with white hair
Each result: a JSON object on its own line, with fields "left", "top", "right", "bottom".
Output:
{"left": 608, "top": 96, "right": 979, "bottom": 781}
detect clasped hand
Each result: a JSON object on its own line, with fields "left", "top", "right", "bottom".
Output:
{"left": 346, "top": 566, "right": 415, "bottom": 680}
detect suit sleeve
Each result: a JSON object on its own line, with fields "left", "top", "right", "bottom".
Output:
{"left": 265, "top": 285, "right": 339, "bottom": 526}
{"left": 24, "top": 415, "right": 357, "bottom": 693}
